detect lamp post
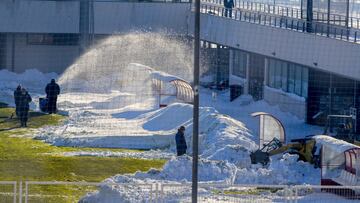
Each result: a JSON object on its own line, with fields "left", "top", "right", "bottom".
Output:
{"left": 192, "top": 0, "right": 200, "bottom": 202}
{"left": 327, "top": 0, "right": 330, "bottom": 37}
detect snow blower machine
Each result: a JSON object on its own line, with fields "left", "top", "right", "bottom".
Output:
{"left": 39, "top": 97, "right": 49, "bottom": 113}
{"left": 250, "top": 112, "right": 319, "bottom": 167}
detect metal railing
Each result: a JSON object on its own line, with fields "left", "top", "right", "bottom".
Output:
{"left": 199, "top": 3, "right": 359, "bottom": 44}
{"left": 0, "top": 181, "right": 355, "bottom": 203}
{"left": 201, "top": 0, "right": 360, "bottom": 30}
{"left": 21, "top": 181, "right": 154, "bottom": 203}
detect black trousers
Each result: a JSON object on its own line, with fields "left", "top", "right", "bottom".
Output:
{"left": 48, "top": 97, "right": 58, "bottom": 114}
{"left": 224, "top": 8, "right": 232, "bottom": 18}
{"left": 18, "top": 111, "right": 28, "bottom": 126}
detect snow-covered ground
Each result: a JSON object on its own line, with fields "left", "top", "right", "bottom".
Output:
{"left": 3, "top": 68, "right": 356, "bottom": 202}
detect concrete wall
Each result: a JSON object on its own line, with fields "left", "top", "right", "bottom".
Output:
{"left": 0, "top": 1, "right": 191, "bottom": 73}
{"left": 0, "top": 0, "right": 79, "bottom": 33}
{"left": 191, "top": 14, "right": 360, "bottom": 81}
{"left": 93, "top": 2, "right": 190, "bottom": 34}
{"left": 263, "top": 86, "right": 306, "bottom": 120}
{"left": 9, "top": 34, "right": 79, "bottom": 73}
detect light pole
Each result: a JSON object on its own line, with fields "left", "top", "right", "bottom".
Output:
{"left": 327, "top": 0, "right": 330, "bottom": 37}
{"left": 192, "top": 0, "right": 200, "bottom": 202}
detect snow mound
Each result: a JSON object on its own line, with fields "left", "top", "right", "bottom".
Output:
{"left": 234, "top": 153, "right": 320, "bottom": 185}
{"left": 82, "top": 153, "right": 320, "bottom": 202}
{"left": 141, "top": 103, "right": 257, "bottom": 155}
{"left": 142, "top": 103, "right": 216, "bottom": 131}
{"left": 0, "top": 69, "right": 57, "bottom": 107}
{"left": 313, "top": 135, "right": 359, "bottom": 153}
{"left": 133, "top": 156, "right": 237, "bottom": 183}
{"left": 206, "top": 145, "right": 251, "bottom": 168}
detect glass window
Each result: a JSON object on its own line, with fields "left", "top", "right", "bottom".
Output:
{"left": 281, "top": 62, "right": 288, "bottom": 92}
{"left": 268, "top": 59, "right": 276, "bottom": 88}
{"left": 295, "top": 65, "right": 302, "bottom": 96}
{"left": 275, "top": 61, "right": 282, "bottom": 89}
{"left": 232, "top": 50, "right": 247, "bottom": 78}
{"left": 302, "top": 67, "right": 309, "bottom": 98}
{"left": 288, "top": 64, "right": 295, "bottom": 93}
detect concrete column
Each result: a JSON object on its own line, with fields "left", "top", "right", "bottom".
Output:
{"left": 229, "top": 49, "right": 233, "bottom": 76}
{"left": 11, "top": 33, "right": 15, "bottom": 72}
{"left": 79, "top": 0, "right": 94, "bottom": 54}
{"left": 244, "top": 53, "right": 250, "bottom": 94}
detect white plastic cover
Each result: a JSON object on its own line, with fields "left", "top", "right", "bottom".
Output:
{"left": 251, "top": 112, "right": 286, "bottom": 147}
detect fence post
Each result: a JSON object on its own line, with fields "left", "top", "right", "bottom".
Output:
{"left": 24, "top": 182, "right": 28, "bottom": 203}
{"left": 18, "top": 181, "right": 22, "bottom": 203}
{"left": 13, "top": 182, "right": 17, "bottom": 203}
{"left": 155, "top": 183, "right": 158, "bottom": 203}
{"left": 355, "top": 31, "right": 357, "bottom": 43}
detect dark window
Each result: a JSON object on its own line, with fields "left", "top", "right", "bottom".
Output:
{"left": 27, "top": 34, "right": 79, "bottom": 46}
{"left": 295, "top": 65, "right": 302, "bottom": 96}
{"left": 268, "top": 59, "right": 276, "bottom": 88}
{"left": 281, "top": 62, "right": 288, "bottom": 92}
{"left": 288, "top": 64, "right": 296, "bottom": 94}
{"left": 267, "top": 58, "right": 308, "bottom": 98}
{"left": 232, "top": 50, "right": 247, "bottom": 78}
{"left": 302, "top": 67, "right": 309, "bottom": 97}
{"left": 274, "top": 60, "right": 282, "bottom": 89}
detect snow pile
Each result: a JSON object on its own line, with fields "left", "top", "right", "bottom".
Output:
{"left": 234, "top": 155, "right": 319, "bottom": 185}
{"left": 82, "top": 153, "right": 320, "bottom": 202}
{"left": 207, "top": 145, "right": 251, "bottom": 168}
{"left": 142, "top": 103, "right": 199, "bottom": 131}
{"left": 0, "top": 69, "right": 57, "bottom": 107}
{"left": 124, "top": 153, "right": 319, "bottom": 185}
{"left": 141, "top": 103, "right": 257, "bottom": 155}
{"left": 134, "top": 156, "right": 237, "bottom": 183}
{"left": 313, "top": 135, "right": 359, "bottom": 154}
{"left": 200, "top": 88, "right": 323, "bottom": 141}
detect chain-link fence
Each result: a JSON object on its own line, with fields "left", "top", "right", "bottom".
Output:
{"left": 0, "top": 182, "right": 354, "bottom": 203}
{"left": 0, "top": 181, "right": 17, "bottom": 203}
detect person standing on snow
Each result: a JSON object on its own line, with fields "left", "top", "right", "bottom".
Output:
{"left": 14, "top": 85, "right": 22, "bottom": 117}
{"left": 17, "top": 88, "right": 32, "bottom": 127}
{"left": 45, "top": 79, "right": 60, "bottom": 114}
{"left": 175, "top": 126, "right": 187, "bottom": 156}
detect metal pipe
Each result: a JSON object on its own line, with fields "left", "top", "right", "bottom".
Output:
{"left": 192, "top": 0, "right": 200, "bottom": 202}
{"left": 327, "top": 0, "right": 330, "bottom": 37}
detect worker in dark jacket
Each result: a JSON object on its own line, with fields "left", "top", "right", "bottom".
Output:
{"left": 17, "top": 88, "right": 32, "bottom": 127}
{"left": 45, "top": 79, "right": 60, "bottom": 114}
{"left": 223, "top": 0, "right": 234, "bottom": 18}
{"left": 14, "top": 85, "right": 22, "bottom": 117}
{"left": 175, "top": 126, "right": 187, "bottom": 156}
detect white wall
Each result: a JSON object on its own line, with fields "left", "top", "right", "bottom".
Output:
{"left": 263, "top": 86, "right": 306, "bottom": 120}
{"left": 94, "top": 2, "right": 190, "bottom": 34}
{"left": 190, "top": 14, "right": 360, "bottom": 81}
{"left": 11, "top": 34, "right": 79, "bottom": 73}
{"left": 0, "top": 0, "right": 79, "bottom": 33}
